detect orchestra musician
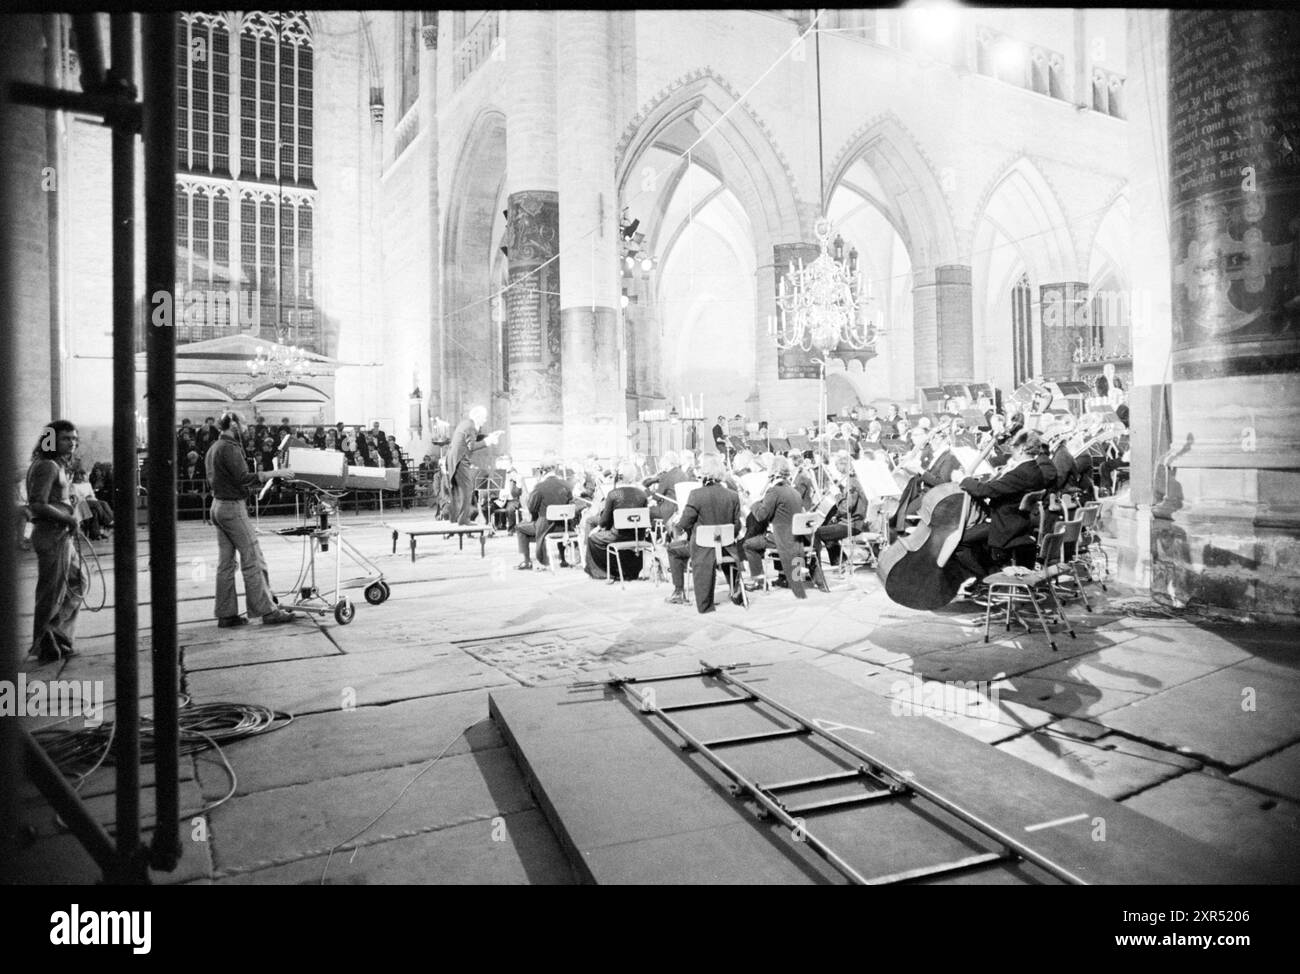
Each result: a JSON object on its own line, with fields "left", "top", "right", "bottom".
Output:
{"left": 712, "top": 415, "right": 729, "bottom": 458}
{"left": 740, "top": 456, "right": 817, "bottom": 598}
{"left": 643, "top": 450, "right": 685, "bottom": 524}
{"left": 447, "top": 405, "right": 502, "bottom": 524}
{"left": 812, "top": 454, "right": 869, "bottom": 569}
{"left": 514, "top": 455, "right": 574, "bottom": 571}
{"left": 664, "top": 453, "right": 745, "bottom": 612}
{"left": 585, "top": 461, "right": 649, "bottom": 581}
{"left": 789, "top": 452, "right": 816, "bottom": 511}
{"left": 949, "top": 429, "right": 1049, "bottom": 594}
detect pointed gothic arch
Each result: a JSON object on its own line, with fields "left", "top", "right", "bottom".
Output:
{"left": 824, "top": 113, "right": 959, "bottom": 271}
{"left": 441, "top": 108, "right": 507, "bottom": 419}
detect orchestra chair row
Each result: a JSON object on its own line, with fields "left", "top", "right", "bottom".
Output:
{"left": 760, "top": 512, "right": 825, "bottom": 593}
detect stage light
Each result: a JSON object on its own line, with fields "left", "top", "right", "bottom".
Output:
{"left": 640, "top": 257, "right": 654, "bottom": 272}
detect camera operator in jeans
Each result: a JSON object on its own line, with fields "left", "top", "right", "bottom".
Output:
{"left": 205, "top": 411, "right": 296, "bottom": 627}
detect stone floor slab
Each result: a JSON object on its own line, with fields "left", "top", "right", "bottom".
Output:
{"left": 214, "top": 809, "right": 574, "bottom": 885}
{"left": 1098, "top": 659, "right": 1300, "bottom": 767}
{"left": 995, "top": 730, "right": 1199, "bottom": 800}
{"left": 208, "top": 746, "right": 533, "bottom": 873}
{"left": 185, "top": 645, "right": 514, "bottom": 715}
{"left": 1230, "top": 743, "right": 1300, "bottom": 803}
{"left": 1023, "top": 642, "right": 1229, "bottom": 696}
{"left": 195, "top": 689, "right": 501, "bottom": 799}
{"left": 1122, "top": 772, "right": 1300, "bottom": 882}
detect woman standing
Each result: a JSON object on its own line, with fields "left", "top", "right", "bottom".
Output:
{"left": 26, "top": 420, "right": 85, "bottom": 663}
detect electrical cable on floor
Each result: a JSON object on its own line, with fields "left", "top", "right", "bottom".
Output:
{"left": 31, "top": 701, "right": 293, "bottom": 830}
{"left": 319, "top": 723, "right": 476, "bottom": 885}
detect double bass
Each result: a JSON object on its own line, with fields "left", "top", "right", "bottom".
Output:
{"left": 875, "top": 434, "right": 999, "bottom": 610}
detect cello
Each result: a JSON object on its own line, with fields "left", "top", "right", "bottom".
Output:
{"left": 875, "top": 433, "right": 999, "bottom": 610}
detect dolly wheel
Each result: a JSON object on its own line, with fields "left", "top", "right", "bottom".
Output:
{"left": 364, "top": 582, "right": 386, "bottom": 605}
{"left": 334, "top": 598, "right": 355, "bottom": 625}
{"left": 378, "top": 581, "right": 391, "bottom": 602}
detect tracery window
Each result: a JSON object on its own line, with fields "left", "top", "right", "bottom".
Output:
{"left": 173, "top": 11, "right": 317, "bottom": 349}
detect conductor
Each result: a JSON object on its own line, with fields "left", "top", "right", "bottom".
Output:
{"left": 446, "top": 405, "right": 502, "bottom": 524}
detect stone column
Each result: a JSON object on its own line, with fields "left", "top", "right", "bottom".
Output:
{"left": 1040, "top": 281, "right": 1090, "bottom": 380}
{"left": 556, "top": 10, "right": 622, "bottom": 459}
{"left": 911, "top": 267, "right": 939, "bottom": 390}
{"left": 503, "top": 10, "right": 561, "bottom": 464}
{"left": 1, "top": 15, "right": 53, "bottom": 471}
{"left": 1156, "top": 9, "right": 1300, "bottom": 619}
{"left": 935, "top": 264, "right": 974, "bottom": 383}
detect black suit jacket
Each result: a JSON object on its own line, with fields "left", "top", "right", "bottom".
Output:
{"left": 748, "top": 479, "right": 807, "bottom": 597}
{"left": 598, "top": 485, "right": 649, "bottom": 539}
{"left": 921, "top": 450, "right": 961, "bottom": 488}
{"left": 961, "top": 458, "right": 1046, "bottom": 550}
{"left": 526, "top": 475, "right": 575, "bottom": 538}
{"left": 679, "top": 482, "right": 741, "bottom": 554}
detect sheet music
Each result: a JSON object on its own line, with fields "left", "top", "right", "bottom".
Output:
{"left": 853, "top": 456, "right": 900, "bottom": 501}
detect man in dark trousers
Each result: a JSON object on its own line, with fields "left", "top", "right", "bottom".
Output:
{"left": 515, "top": 456, "right": 574, "bottom": 570}
{"left": 446, "top": 405, "right": 501, "bottom": 523}
{"left": 951, "top": 430, "right": 1049, "bottom": 588}
{"left": 741, "top": 456, "right": 817, "bottom": 598}
{"left": 665, "top": 453, "right": 744, "bottom": 612}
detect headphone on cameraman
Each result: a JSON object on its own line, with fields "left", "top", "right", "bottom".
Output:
{"left": 218, "top": 411, "right": 242, "bottom": 431}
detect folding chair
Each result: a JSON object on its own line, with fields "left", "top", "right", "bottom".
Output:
{"left": 840, "top": 500, "right": 889, "bottom": 575}
{"left": 761, "top": 511, "right": 823, "bottom": 592}
{"left": 1043, "top": 517, "right": 1093, "bottom": 612}
{"left": 605, "top": 506, "right": 656, "bottom": 588}
{"left": 983, "top": 521, "right": 1077, "bottom": 651}
{"left": 694, "top": 523, "right": 748, "bottom": 608}
{"left": 544, "top": 503, "right": 580, "bottom": 572}
{"left": 1073, "top": 502, "right": 1109, "bottom": 591}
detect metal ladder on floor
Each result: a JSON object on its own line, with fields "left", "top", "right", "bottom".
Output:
{"left": 575, "top": 661, "right": 1087, "bottom": 886}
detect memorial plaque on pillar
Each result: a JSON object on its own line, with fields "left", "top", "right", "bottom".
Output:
{"left": 505, "top": 191, "right": 562, "bottom": 421}
{"left": 1040, "top": 282, "right": 1090, "bottom": 380}
{"left": 1169, "top": 10, "right": 1300, "bottom": 381}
